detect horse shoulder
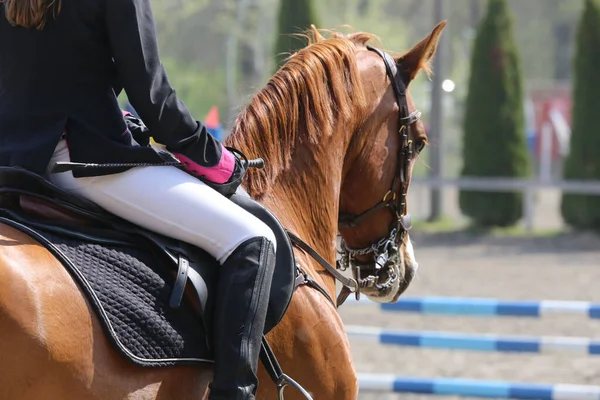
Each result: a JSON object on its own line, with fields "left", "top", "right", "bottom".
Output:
{"left": 258, "top": 285, "right": 358, "bottom": 400}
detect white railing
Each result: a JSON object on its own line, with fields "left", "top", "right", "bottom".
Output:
{"left": 410, "top": 177, "right": 600, "bottom": 231}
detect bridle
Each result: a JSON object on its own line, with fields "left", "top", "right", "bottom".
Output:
{"left": 339, "top": 46, "right": 421, "bottom": 232}
{"left": 335, "top": 46, "right": 422, "bottom": 298}
{"left": 289, "top": 46, "right": 423, "bottom": 310}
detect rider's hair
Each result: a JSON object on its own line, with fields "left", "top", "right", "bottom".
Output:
{"left": 2, "top": 0, "right": 62, "bottom": 30}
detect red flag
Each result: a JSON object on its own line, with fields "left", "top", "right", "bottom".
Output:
{"left": 204, "top": 106, "right": 220, "bottom": 129}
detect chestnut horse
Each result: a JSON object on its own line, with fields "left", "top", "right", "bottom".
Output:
{"left": 0, "top": 22, "right": 445, "bottom": 399}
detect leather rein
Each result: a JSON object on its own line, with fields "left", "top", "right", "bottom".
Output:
{"left": 291, "top": 46, "right": 421, "bottom": 309}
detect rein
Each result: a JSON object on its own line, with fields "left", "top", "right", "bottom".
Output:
{"left": 286, "top": 231, "right": 356, "bottom": 307}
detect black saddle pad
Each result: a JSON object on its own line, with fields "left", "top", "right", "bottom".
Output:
{"left": 1, "top": 215, "right": 216, "bottom": 367}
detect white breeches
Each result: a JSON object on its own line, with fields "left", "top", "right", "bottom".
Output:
{"left": 47, "top": 139, "right": 276, "bottom": 264}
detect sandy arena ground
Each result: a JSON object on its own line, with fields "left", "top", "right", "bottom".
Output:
{"left": 340, "top": 189, "right": 600, "bottom": 399}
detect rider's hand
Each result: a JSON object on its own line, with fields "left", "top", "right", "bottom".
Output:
{"left": 163, "top": 121, "right": 245, "bottom": 197}
{"left": 172, "top": 145, "right": 236, "bottom": 185}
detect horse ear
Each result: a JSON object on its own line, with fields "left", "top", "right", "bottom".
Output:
{"left": 397, "top": 20, "right": 447, "bottom": 85}
{"left": 310, "top": 24, "right": 325, "bottom": 42}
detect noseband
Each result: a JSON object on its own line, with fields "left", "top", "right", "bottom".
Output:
{"left": 337, "top": 46, "right": 421, "bottom": 296}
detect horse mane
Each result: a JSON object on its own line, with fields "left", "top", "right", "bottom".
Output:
{"left": 225, "top": 28, "right": 377, "bottom": 198}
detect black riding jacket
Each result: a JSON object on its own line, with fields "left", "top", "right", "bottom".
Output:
{"left": 0, "top": 0, "right": 222, "bottom": 177}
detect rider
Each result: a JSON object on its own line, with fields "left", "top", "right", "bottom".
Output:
{"left": 0, "top": 0, "right": 276, "bottom": 398}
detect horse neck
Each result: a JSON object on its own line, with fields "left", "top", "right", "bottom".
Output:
{"left": 259, "top": 137, "right": 346, "bottom": 295}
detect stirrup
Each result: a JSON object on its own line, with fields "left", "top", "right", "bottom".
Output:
{"left": 260, "top": 337, "right": 313, "bottom": 400}
{"left": 276, "top": 374, "right": 313, "bottom": 400}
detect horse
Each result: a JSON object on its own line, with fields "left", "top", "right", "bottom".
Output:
{"left": 0, "top": 21, "right": 445, "bottom": 400}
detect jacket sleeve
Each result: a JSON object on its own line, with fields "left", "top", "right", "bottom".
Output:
{"left": 104, "top": 0, "right": 222, "bottom": 165}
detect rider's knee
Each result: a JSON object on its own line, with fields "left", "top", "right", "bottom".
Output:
{"left": 249, "top": 219, "right": 277, "bottom": 251}
{"left": 219, "top": 216, "right": 277, "bottom": 264}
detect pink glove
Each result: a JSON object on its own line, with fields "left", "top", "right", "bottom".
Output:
{"left": 173, "top": 144, "right": 236, "bottom": 184}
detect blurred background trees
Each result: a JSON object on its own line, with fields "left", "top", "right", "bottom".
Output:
{"left": 147, "top": 0, "right": 584, "bottom": 125}
{"left": 458, "top": 0, "right": 529, "bottom": 227}
{"left": 274, "top": 0, "right": 320, "bottom": 68}
{"left": 560, "top": 0, "right": 600, "bottom": 229}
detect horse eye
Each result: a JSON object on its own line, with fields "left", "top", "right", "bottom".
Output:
{"left": 415, "top": 140, "right": 426, "bottom": 154}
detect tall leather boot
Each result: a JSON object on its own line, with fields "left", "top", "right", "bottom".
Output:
{"left": 208, "top": 236, "right": 276, "bottom": 400}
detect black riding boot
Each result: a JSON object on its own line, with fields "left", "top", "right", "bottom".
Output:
{"left": 208, "top": 236, "right": 276, "bottom": 400}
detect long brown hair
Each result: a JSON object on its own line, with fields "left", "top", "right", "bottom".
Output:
{"left": 2, "top": 0, "right": 62, "bottom": 30}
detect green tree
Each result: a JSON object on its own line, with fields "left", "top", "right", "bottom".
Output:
{"left": 560, "top": 0, "right": 600, "bottom": 229}
{"left": 458, "top": 0, "right": 530, "bottom": 227}
{"left": 274, "top": 0, "right": 320, "bottom": 68}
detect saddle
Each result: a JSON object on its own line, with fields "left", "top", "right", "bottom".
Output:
{"left": 0, "top": 166, "right": 298, "bottom": 367}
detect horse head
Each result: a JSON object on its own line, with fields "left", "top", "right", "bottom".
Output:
{"left": 227, "top": 21, "right": 446, "bottom": 306}
{"left": 338, "top": 22, "right": 447, "bottom": 303}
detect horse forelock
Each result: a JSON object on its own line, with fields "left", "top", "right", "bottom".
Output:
{"left": 226, "top": 30, "right": 378, "bottom": 198}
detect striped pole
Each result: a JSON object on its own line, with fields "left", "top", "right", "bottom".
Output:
{"left": 346, "top": 325, "right": 600, "bottom": 355}
{"left": 358, "top": 374, "right": 600, "bottom": 400}
{"left": 349, "top": 296, "right": 600, "bottom": 319}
